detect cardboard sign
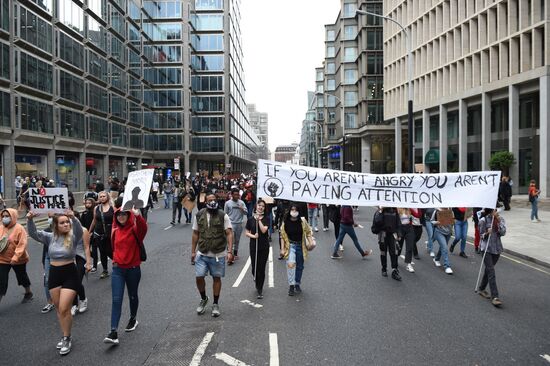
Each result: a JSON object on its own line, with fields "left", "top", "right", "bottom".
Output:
{"left": 436, "top": 209, "right": 455, "bottom": 226}
{"left": 29, "top": 188, "right": 69, "bottom": 214}
{"left": 182, "top": 196, "right": 195, "bottom": 212}
{"left": 260, "top": 196, "right": 275, "bottom": 205}
{"left": 121, "top": 169, "right": 154, "bottom": 210}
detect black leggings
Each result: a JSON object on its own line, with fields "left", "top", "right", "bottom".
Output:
{"left": 92, "top": 236, "right": 110, "bottom": 271}
{"left": 250, "top": 242, "right": 270, "bottom": 291}
{"left": 0, "top": 263, "right": 31, "bottom": 296}
{"left": 73, "top": 256, "right": 86, "bottom": 305}
{"left": 332, "top": 221, "right": 340, "bottom": 240}
{"left": 379, "top": 234, "right": 398, "bottom": 271}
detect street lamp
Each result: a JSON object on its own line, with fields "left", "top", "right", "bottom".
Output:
{"left": 315, "top": 91, "right": 346, "bottom": 171}
{"left": 356, "top": 8, "right": 414, "bottom": 174}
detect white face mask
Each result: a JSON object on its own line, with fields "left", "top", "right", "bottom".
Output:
{"left": 48, "top": 218, "right": 53, "bottom": 225}
{"left": 2, "top": 217, "right": 11, "bottom": 226}
{"left": 290, "top": 211, "right": 299, "bottom": 218}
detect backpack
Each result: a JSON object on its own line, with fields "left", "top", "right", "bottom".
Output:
{"left": 371, "top": 210, "right": 384, "bottom": 234}
{"left": 382, "top": 210, "right": 398, "bottom": 234}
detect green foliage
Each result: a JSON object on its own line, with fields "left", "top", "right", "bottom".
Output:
{"left": 488, "top": 151, "right": 515, "bottom": 171}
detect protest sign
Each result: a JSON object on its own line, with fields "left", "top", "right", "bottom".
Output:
{"left": 256, "top": 159, "right": 501, "bottom": 208}
{"left": 121, "top": 169, "right": 154, "bottom": 210}
{"left": 29, "top": 188, "right": 69, "bottom": 214}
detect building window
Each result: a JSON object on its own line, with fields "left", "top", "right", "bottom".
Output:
{"left": 344, "top": 25, "right": 357, "bottom": 40}
{"left": 192, "top": 136, "right": 223, "bottom": 152}
{"left": 88, "top": 51, "right": 108, "bottom": 83}
{"left": 345, "top": 113, "right": 357, "bottom": 129}
{"left": 129, "top": 128, "right": 142, "bottom": 149}
{"left": 88, "top": 0, "right": 107, "bottom": 19}
{"left": 326, "top": 29, "right": 335, "bottom": 41}
{"left": 317, "top": 97, "right": 324, "bottom": 108}
{"left": 19, "top": 7, "right": 53, "bottom": 53}
{"left": 192, "top": 116, "right": 224, "bottom": 132}
{"left": 58, "top": 0, "right": 84, "bottom": 36}
{"left": 344, "top": 69, "right": 358, "bottom": 84}
{"left": 195, "top": 0, "right": 223, "bottom": 10}
{"left": 192, "top": 14, "right": 223, "bottom": 30}
{"left": 110, "top": 36, "right": 127, "bottom": 65}
{"left": 144, "top": 89, "right": 182, "bottom": 107}
{"left": 191, "top": 55, "right": 224, "bottom": 71}
{"left": 367, "top": 76, "right": 383, "bottom": 99}
{"left": 316, "top": 70, "right": 324, "bottom": 81}
{"left": 59, "top": 32, "right": 84, "bottom": 69}
{"left": 430, "top": 115, "right": 439, "bottom": 142}
{"left": 144, "top": 22, "right": 182, "bottom": 40}
{"left": 0, "top": 90, "right": 10, "bottom": 127}
{"left": 144, "top": 67, "right": 182, "bottom": 85}
{"left": 447, "top": 111, "right": 459, "bottom": 139}
{"left": 60, "top": 108, "right": 85, "bottom": 139}
{"left": 491, "top": 100, "right": 508, "bottom": 133}
{"left": 367, "top": 53, "right": 383, "bottom": 74}
{"left": 1, "top": 0, "right": 10, "bottom": 29}
{"left": 326, "top": 45, "right": 335, "bottom": 58}
{"left": 0, "top": 42, "right": 8, "bottom": 80}
{"left": 144, "top": 1, "right": 182, "bottom": 19}
{"left": 87, "top": 17, "right": 108, "bottom": 52}
{"left": 343, "top": 47, "right": 357, "bottom": 62}
{"left": 157, "top": 134, "right": 183, "bottom": 151}
{"left": 326, "top": 62, "right": 335, "bottom": 74}
{"left": 88, "top": 116, "right": 109, "bottom": 143}
{"left": 326, "top": 79, "right": 336, "bottom": 91}
{"left": 110, "top": 63, "right": 127, "bottom": 92}
{"left": 327, "top": 95, "right": 336, "bottom": 108}
{"left": 110, "top": 6, "right": 126, "bottom": 37}
{"left": 60, "top": 70, "right": 84, "bottom": 104}
{"left": 143, "top": 45, "right": 182, "bottom": 62}
{"left": 365, "top": 3, "right": 383, "bottom": 25}
{"left": 367, "top": 29, "right": 383, "bottom": 50}
{"left": 344, "top": 91, "right": 358, "bottom": 106}
{"left": 111, "top": 95, "right": 128, "bottom": 119}
{"left": 191, "top": 34, "right": 224, "bottom": 51}
{"left": 467, "top": 106, "right": 482, "bottom": 136}
{"left": 19, "top": 97, "right": 53, "bottom": 134}
{"left": 519, "top": 92, "right": 539, "bottom": 129}
{"left": 88, "top": 83, "right": 108, "bottom": 113}
{"left": 191, "top": 75, "right": 223, "bottom": 92}
{"left": 191, "top": 96, "right": 224, "bottom": 112}
{"left": 367, "top": 101, "right": 383, "bottom": 124}
{"left": 111, "top": 122, "right": 127, "bottom": 147}
{"left": 316, "top": 84, "right": 324, "bottom": 94}
{"left": 19, "top": 52, "right": 53, "bottom": 93}
{"left": 343, "top": 2, "right": 356, "bottom": 18}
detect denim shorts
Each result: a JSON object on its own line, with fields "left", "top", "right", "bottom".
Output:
{"left": 195, "top": 253, "right": 225, "bottom": 278}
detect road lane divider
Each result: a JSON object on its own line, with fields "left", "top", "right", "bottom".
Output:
{"left": 232, "top": 257, "right": 251, "bottom": 288}
{"left": 269, "top": 333, "right": 279, "bottom": 366}
{"left": 268, "top": 247, "right": 274, "bottom": 288}
{"left": 213, "top": 352, "right": 250, "bottom": 365}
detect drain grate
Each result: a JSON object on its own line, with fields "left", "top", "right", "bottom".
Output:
{"left": 144, "top": 321, "right": 221, "bottom": 365}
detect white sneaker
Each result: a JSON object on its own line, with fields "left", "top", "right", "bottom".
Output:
{"left": 314, "top": 227, "right": 318, "bottom": 232}
{"left": 323, "top": 227, "right": 328, "bottom": 232}
{"left": 339, "top": 244, "right": 344, "bottom": 252}
{"left": 445, "top": 267, "right": 454, "bottom": 275}
{"left": 70, "top": 305, "right": 78, "bottom": 316}
{"left": 532, "top": 219, "right": 538, "bottom": 223}
{"left": 433, "top": 259, "right": 441, "bottom": 267}
{"left": 430, "top": 251, "right": 435, "bottom": 258}
{"left": 406, "top": 264, "right": 415, "bottom": 273}
{"left": 78, "top": 298, "right": 88, "bottom": 313}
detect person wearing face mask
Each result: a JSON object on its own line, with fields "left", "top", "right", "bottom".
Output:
{"left": 224, "top": 188, "right": 248, "bottom": 264}
{"left": 0, "top": 208, "right": 33, "bottom": 306}
{"left": 90, "top": 191, "right": 114, "bottom": 278}
{"left": 27, "top": 210, "right": 87, "bottom": 356}
{"left": 245, "top": 199, "right": 270, "bottom": 299}
{"left": 280, "top": 203, "right": 315, "bottom": 296}
{"left": 191, "top": 193, "right": 234, "bottom": 317}
{"left": 103, "top": 208, "right": 147, "bottom": 346}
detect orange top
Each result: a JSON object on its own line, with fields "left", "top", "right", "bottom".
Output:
{"left": 0, "top": 208, "right": 29, "bottom": 265}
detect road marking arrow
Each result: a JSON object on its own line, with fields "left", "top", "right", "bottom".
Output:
{"left": 213, "top": 352, "right": 250, "bottom": 366}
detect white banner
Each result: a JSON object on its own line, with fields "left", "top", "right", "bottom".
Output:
{"left": 29, "top": 188, "right": 69, "bottom": 214}
{"left": 122, "top": 169, "right": 154, "bottom": 210}
{"left": 257, "top": 160, "right": 501, "bottom": 208}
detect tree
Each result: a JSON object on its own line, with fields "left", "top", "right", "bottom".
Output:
{"left": 488, "top": 151, "right": 515, "bottom": 175}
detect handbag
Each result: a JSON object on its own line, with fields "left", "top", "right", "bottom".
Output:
{"left": 301, "top": 217, "right": 316, "bottom": 251}
{"left": 0, "top": 236, "right": 8, "bottom": 253}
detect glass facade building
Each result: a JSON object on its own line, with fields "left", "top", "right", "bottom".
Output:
{"left": 1, "top": 0, "right": 258, "bottom": 198}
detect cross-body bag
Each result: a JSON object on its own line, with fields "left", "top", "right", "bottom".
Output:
{"left": 0, "top": 228, "right": 13, "bottom": 253}
{"left": 112, "top": 220, "right": 147, "bottom": 262}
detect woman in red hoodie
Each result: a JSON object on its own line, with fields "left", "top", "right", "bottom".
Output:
{"left": 103, "top": 208, "right": 147, "bottom": 346}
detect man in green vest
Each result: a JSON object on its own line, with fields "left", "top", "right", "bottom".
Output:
{"left": 191, "top": 193, "right": 234, "bottom": 317}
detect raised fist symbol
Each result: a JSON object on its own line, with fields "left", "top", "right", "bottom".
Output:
{"left": 267, "top": 182, "right": 279, "bottom": 197}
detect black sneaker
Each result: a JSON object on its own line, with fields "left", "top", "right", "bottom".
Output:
{"left": 459, "top": 252, "right": 468, "bottom": 258}
{"left": 391, "top": 269, "right": 402, "bottom": 281}
{"left": 381, "top": 269, "right": 388, "bottom": 277}
{"left": 288, "top": 285, "right": 295, "bottom": 296}
{"left": 103, "top": 331, "right": 119, "bottom": 345}
{"left": 125, "top": 318, "right": 138, "bottom": 332}
{"left": 100, "top": 271, "right": 110, "bottom": 279}
{"left": 331, "top": 253, "right": 342, "bottom": 259}
{"left": 257, "top": 290, "right": 263, "bottom": 299}
{"left": 21, "top": 292, "right": 34, "bottom": 304}
{"left": 294, "top": 285, "right": 302, "bottom": 294}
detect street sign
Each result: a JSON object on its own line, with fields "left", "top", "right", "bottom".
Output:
{"left": 174, "top": 158, "right": 180, "bottom": 170}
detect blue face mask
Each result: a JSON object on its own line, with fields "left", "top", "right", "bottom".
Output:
{"left": 2, "top": 217, "right": 11, "bottom": 226}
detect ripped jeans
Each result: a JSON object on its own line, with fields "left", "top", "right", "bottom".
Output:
{"left": 286, "top": 242, "right": 304, "bottom": 286}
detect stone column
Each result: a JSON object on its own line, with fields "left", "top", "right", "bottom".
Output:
{"left": 422, "top": 110, "right": 430, "bottom": 173}
{"left": 47, "top": 149, "right": 56, "bottom": 183}
{"left": 137, "top": 158, "right": 143, "bottom": 170}
{"left": 509, "top": 85, "right": 520, "bottom": 194}
{"left": 78, "top": 151, "right": 87, "bottom": 192}
{"left": 458, "top": 99, "right": 468, "bottom": 172}
{"left": 102, "top": 155, "right": 109, "bottom": 184}
{"left": 540, "top": 75, "right": 550, "bottom": 198}
{"left": 3, "top": 143, "right": 15, "bottom": 199}
{"left": 439, "top": 105, "right": 448, "bottom": 173}
{"left": 122, "top": 156, "right": 128, "bottom": 178}
{"left": 361, "top": 136, "right": 371, "bottom": 173}
{"left": 395, "top": 118, "right": 402, "bottom": 173}
{"left": 481, "top": 93, "right": 492, "bottom": 170}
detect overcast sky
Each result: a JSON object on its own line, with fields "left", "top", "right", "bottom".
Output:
{"left": 240, "top": 0, "right": 341, "bottom": 152}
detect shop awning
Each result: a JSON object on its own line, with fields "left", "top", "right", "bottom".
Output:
{"left": 424, "top": 149, "right": 456, "bottom": 165}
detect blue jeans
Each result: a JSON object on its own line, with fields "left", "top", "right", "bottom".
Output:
{"left": 531, "top": 198, "right": 539, "bottom": 220}
{"left": 433, "top": 230, "right": 451, "bottom": 268}
{"left": 307, "top": 207, "right": 318, "bottom": 229}
{"left": 183, "top": 208, "right": 193, "bottom": 222}
{"left": 452, "top": 220, "right": 468, "bottom": 253}
{"left": 43, "top": 255, "right": 51, "bottom": 301}
{"left": 332, "top": 224, "right": 365, "bottom": 255}
{"left": 111, "top": 266, "right": 141, "bottom": 331}
{"left": 164, "top": 193, "right": 172, "bottom": 208}
{"left": 287, "top": 243, "right": 304, "bottom": 286}
{"left": 425, "top": 221, "right": 434, "bottom": 252}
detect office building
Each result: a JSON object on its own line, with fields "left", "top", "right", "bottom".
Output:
{"left": 0, "top": 0, "right": 258, "bottom": 199}
{"left": 384, "top": 0, "right": 549, "bottom": 195}
{"left": 274, "top": 143, "right": 299, "bottom": 164}
{"left": 247, "top": 103, "right": 269, "bottom": 160}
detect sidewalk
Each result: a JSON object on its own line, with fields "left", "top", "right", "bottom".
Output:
{"left": 467, "top": 205, "right": 550, "bottom": 268}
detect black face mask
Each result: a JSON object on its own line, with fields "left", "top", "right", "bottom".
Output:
{"left": 206, "top": 201, "right": 218, "bottom": 211}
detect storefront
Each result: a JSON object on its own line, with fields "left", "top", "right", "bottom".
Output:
{"left": 109, "top": 157, "right": 123, "bottom": 179}
{"left": 86, "top": 155, "right": 104, "bottom": 187}
{"left": 15, "top": 150, "right": 48, "bottom": 178}
{"left": 55, "top": 153, "right": 79, "bottom": 190}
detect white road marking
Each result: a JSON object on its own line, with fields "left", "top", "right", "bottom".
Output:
{"left": 189, "top": 332, "right": 214, "bottom": 366}
{"left": 213, "top": 352, "right": 250, "bottom": 366}
{"left": 164, "top": 225, "right": 173, "bottom": 231}
{"left": 268, "top": 247, "right": 274, "bottom": 288}
{"left": 240, "top": 299, "right": 263, "bottom": 308}
{"left": 269, "top": 333, "right": 279, "bottom": 366}
{"left": 232, "top": 257, "right": 251, "bottom": 288}
{"left": 541, "top": 354, "right": 550, "bottom": 363}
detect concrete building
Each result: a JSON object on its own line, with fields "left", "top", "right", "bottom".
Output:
{"left": 0, "top": 0, "right": 259, "bottom": 199}
{"left": 299, "top": 91, "right": 321, "bottom": 167}
{"left": 274, "top": 144, "right": 299, "bottom": 164}
{"left": 384, "top": 0, "right": 549, "bottom": 195}
{"left": 313, "top": 0, "right": 393, "bottom": 173}
{"left": 247, "top": 103, "right": 269, "bottom": 160}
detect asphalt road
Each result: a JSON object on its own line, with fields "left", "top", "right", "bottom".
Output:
{"left": 1, "top": 206, "right": 549, "bottom": 366}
